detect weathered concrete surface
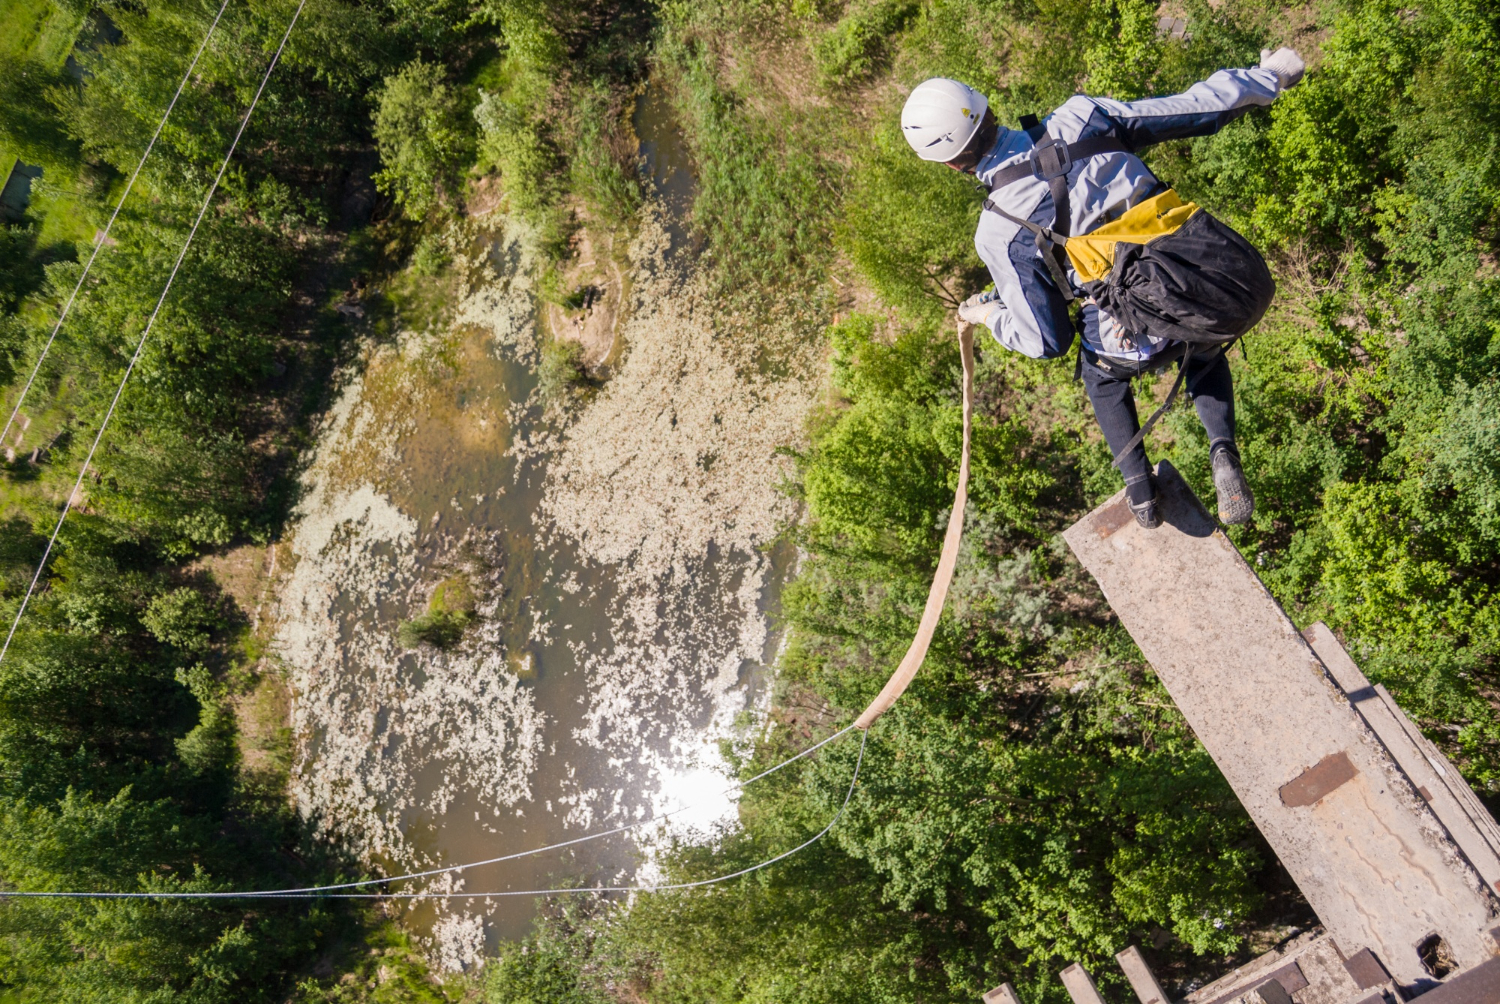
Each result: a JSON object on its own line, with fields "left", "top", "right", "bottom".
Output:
{"left": 1064, "top": 463, "right": 1498, "bottom": 989}
{"left": 1415, "top": 955, "right": 1500, "bottom": 1004}
{"left": 1185, "top": 931, "right": 1332, "bottom": 1004}
{"left": 1230, "top": 981, "right": 1295, "bottom": 1004}
{"left": 984, "top": 983, "right": 1025, "bottom": 1004}
{"left": 1306, "top": 622, "right": 1500, "bottom": 896}
{"left": 1061, "top": 964, "right": 1107, "bottom": 1004}
{"left": 1118, "top": 945, "right": 1170, "bottom": 1004}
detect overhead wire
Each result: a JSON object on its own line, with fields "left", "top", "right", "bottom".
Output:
{"left": 0, "top": 0, "right": 234, "bottom": 449}
{"left": 0, "top": 726, "right": 866, "bottom": 901}
{"left": 0, "top": 0, "right": 309, "bottom": 667}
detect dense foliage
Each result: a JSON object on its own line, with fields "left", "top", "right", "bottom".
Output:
{"left": 6, "top": 0, "right": 1500, "bottom": 999}
{"left": 0, "top": 0, "right": 416, "bottom": 995}
{"left": 0, "top": 0, "right": 644, "bottom": 998}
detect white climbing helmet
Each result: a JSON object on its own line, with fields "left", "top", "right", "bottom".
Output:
{"left": 901, "top": 78, "right": 989, "bottom": 163}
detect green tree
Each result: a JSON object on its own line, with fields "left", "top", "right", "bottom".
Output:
{"left": 373, "top": 60, "right": 473, "bottom": 221}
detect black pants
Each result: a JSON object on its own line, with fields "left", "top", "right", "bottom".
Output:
{"left": 1080, "top": 345, "right": 1235, "bottom": 489}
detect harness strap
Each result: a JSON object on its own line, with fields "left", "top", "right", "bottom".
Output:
{"left": 982, "top": 133, "right": 1131, "bottom": 303}
{"left": 1109, "top": 343, "right": 1194, "bottom": 469}
{"left": 986, "top": 134, "right": 1132, "bottom": 190}
{"left": 982, "top": 198, "right": 1076, "bottom": 301}
{"left": 855, "top": 321, "right": 974, "bottom": 730}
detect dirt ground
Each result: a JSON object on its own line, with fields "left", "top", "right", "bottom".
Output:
{"left": 195, "top": 541, "right": 282, "bottom": 630}
{"left": 542, "top": 221, "right": 629, "bottom": 369}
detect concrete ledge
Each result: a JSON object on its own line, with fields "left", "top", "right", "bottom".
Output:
{"left": 1064, "top": 462, "right": 1498, "bottom": 989}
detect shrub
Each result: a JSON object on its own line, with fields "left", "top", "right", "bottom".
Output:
{"left": 397, "top": 575, "right": 477, "bottom": 650}
{"left": 812, "top": 0, "right": 920, "bottom": 86}
{"left": 535, "top": 336, "right": 592, "bottom": 408}
{"left": 837, "top": 124, "right": 986, "bottom": 320}
{"left": 373, "top": 61, "right": 474, "bottom": 222}
{"left": 141, "top": 587, "right": 220, "bottom": 654}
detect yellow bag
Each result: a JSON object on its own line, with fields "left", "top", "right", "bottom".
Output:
{"left": 1064, "top": 189, "right": 1200, "bottom": 283}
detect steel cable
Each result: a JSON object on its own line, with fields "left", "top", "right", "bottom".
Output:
{"left": 0, "top": 0, "right": 308, "bottom": 666}
{"left": 0, "top": 0, "right": 878, "bottom": 913}
{"left": 0, "top": 726, "right": 864, "bottom": 901}
{"left": 0, "top": 0, "right": 234, "bottom": 449}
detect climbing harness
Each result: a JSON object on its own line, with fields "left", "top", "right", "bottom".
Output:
{"left": 981, "top": 131, "right": 1275, "bottom": 349}
{"left": 981, "top": 127, "right": 1130, "bottom": 300}
{"left": 982, "top": 126, "right": 1275, "bottom": 469}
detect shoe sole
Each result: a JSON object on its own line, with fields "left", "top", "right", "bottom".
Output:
{"left": 1129, "top": 501, "right": 1162, "bottom": 529}
{"left": 1214, "top": 468, "right": 1255, "bottom": 525}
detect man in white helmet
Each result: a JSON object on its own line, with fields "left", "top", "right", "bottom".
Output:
{"left": 902, "top": 49, "right": 1305, "bottom": 529}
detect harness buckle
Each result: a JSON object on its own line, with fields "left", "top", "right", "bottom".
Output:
{"left": 1031, "top": 136, "right": 1073, "bottom": 181}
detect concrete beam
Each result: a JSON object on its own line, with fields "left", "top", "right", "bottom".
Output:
{"left": 1234, "top": 980, "right": 1294, "bottom": 1004}
{"left": 1305, "top": 621, "right": 1500, "bottom": 895}
{"left": 984, "top": 983, "right": 1026, "bottom": 1004}
{"left": 1063, "top": 462, "right": 1498, "bottom": 989}
{"left": 1061, "top": 964, "right": 1108, "bottom": 1004}
{"left": 1117, "top": 946, "right": 1170, "bottom": 1004}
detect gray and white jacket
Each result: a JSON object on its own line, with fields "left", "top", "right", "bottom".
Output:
{"left": 973, "top": 67, "right": 1285, "bottom": 365}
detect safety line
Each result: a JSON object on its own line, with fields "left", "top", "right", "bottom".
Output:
{"left": 0, "top": 727, "right": 865, "bottom": 901}
{"left": 0, "top": 0, "right": 308, "bottom": 667}
{"left": 0, "top": 0, "right": 233, "bottom": 449}
{"left": 295, "top": 729, "right": 868, "bottom": 901}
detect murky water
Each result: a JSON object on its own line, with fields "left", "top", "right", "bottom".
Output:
{"left": 279, "top": 82, "right": 812, "bottom": 965}
{"left": 634, "top": 81, "right": 697, "bottom": 255}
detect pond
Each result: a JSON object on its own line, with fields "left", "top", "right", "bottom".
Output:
{"left": 275, "top": 80, "right": 818, "bottom": 967}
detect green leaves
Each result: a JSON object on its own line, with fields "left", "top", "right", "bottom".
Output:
{"left": 373, "top": 60, "right": 475, "bottom": 221}
{"left": 837, "top": 124, "right": 986, "bottom": 320}
{"left": 812, "top": 0, "right": 921, "bottom": 86}
{"left": 1082, "top": 0, "right": 1165, "bottom": 101}
{"left": 808, "top": 317, "right": 1046, "bottom": 572}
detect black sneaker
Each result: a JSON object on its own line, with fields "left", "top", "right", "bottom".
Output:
{"left": 1126, "top": 475, "right": 1161, "bottom": 530}
{"left": 1211, "top": 443, "right": 1254, "bottom": 525}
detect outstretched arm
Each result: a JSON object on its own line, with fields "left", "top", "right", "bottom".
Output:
{"left": 1090, "top": 51, "right": 1302, "bottom": 150}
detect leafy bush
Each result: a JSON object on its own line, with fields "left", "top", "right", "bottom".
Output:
{"left": 1082, "top": 0, "right": 1165, "bottom": 100}
{"left": 836, "top": 125, "right": 985, "bottom": 319}
{"left": 568, "top": 83, "right": 642, "bottom": 225}
{"left": 535, "top": 336, "right": 593, "bottom": 408}
{"left": 664, "top": 37, "right": 839, "bottom": 298}
{"left": 812, "top": 0, "right": 920, "bottom": 85}
{"left": 474, "top": 87, "right": 562, "bottom": 219}
{"left": 373, "top": 60, "right": 474, "bottom": 221}
{"left": 141, "top": 587, "right": 221, "bottom": 653}
{"left": 397, "top": 575, "right": 477, "bottom": 649}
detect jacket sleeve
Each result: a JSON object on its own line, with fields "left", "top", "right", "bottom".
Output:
{"left": 1089, "top": 67, "right": 1282, "bottom": 151}
{"left": 975, "top": 217, "right": 1075, "bottom": 360}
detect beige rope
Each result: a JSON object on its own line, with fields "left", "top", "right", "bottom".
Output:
{"left": 855, "top": 321, "right": 975, "bottom": 730}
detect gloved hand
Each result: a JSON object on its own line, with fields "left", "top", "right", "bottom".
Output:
{"left": 958, "top": 290, "right": 1002, "bottom": 329}
{"left": 1259, "top": 47, "right": 1305, "bottom": 90}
